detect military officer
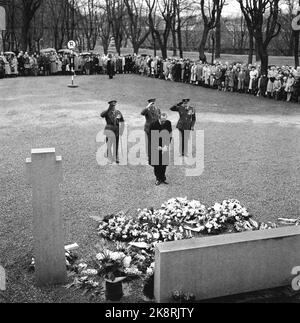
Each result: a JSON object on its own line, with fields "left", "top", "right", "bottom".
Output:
{"left": 141, "top": 98, "right": 161, "bottom": 162}
{"left": 101, "top": 100, "right": 125, "bottom": 164}
{"left": 170, "top": 99, "right": 196, "bottom": 157}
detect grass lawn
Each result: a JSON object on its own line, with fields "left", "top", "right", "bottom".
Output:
{"left": 0, "top": 73, "right": 299, "bottom": 303}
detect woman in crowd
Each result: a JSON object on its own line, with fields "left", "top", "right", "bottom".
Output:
{"left": 285, "top": 73, "right": 295, "bottom": 102}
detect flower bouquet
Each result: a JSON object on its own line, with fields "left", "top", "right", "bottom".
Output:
{"left": 94, "top": 247, "right": 143, "bottom": 301}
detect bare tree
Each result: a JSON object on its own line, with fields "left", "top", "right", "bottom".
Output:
{"left": 123, "top": 0, "right": 150, "bottom": 54}
{"left": 3, "top": 0, "right": 19, "bottom": 51}
{"left": 79, "top": 0, "right": 99, "bottom": 51}
{"left": 21, "top": 0, "right": 43, "bottom": 51}
{"left": 215, "top": 1, "right": 228, "bottom": 58}
{"left": 237, "top": 0, "right": 281, "bottom": 74}
{"left": 146, "top": 0, "right": 175, "bottom": 59}
{"left": 282, "top": 0, "right": 299, "bottom": 67}
{"left": 224, "top": 16, "right": 248, "bottom": 52}
{"left": 46, "top": 0, "right": 69, "bottom": 50}
{"left": 198, "top": 0, "right": 225, "bottom": 61}
{"left": 98, "top": 7, "right": 111, "bottom": 54}
{"left": 106, "top": 0, "right": 126, "bottom": 55}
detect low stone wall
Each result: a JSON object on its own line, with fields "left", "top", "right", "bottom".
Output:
{"left": 154, "top": 226, "right": 300, "bottom": 302}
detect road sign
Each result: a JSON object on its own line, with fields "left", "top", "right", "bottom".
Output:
{"left": 0, "top": 6, "right": 6, "bottom": 30}
{"left": 292, "top": 12, "right": 300, "bottom": 31}
{"left": 67, "top": 40, "right": 76, "bottom": 50}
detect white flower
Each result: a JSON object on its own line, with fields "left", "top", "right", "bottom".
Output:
{"left": 78, "top": 263, "right": 88, "bottom": 270}
{"left": 82, "top": 269, "right": 98, "bottom": 276}
{"left": 205, "top": 223, "right": 213, "bottom": 229}
{"left": 96, "top": 253, "right": 105, "bottom": 261}
{"left": 153, "top": 232, "right": 160, "bottom": 240}
{"left": 125, "top": 267, "right": 142, "bottom": 276}
{"left": 213, "top": 203, "right": 222, "bottom": 212}
{"left": 91, "top": 281, "right": 100, "bottom": 288}
{"left": 123, "top": 256, "right": 132, "bottom": 268}
{"left": 110, "top": 252, "right": 125, "bottom": 261}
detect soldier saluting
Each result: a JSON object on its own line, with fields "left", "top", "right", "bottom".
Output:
{"left": 170, "top": 99, "right": 196, "bottom": 157}
{"left": 101, "top": 100, "right": 124, "bottom": 164}
{"left": 141, "top": 98, "right": 161, "bottom": 163}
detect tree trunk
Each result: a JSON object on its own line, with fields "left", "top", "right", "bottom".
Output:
{"left": 255, "top": 40, "right": 260, "bottom": 62}
{"left": 215, "top": 20, "right": 221, "bottom": 59}
{"left": 172, "top": 27, "right": 177, "bottom": 56}
{"left": 211, "top": 33, "right": 215, "bottom": 64}
{"left": 103, "top": 41, "right": 108, "bottom": 55}
{"left": 177, "top": 25, "right": 183, "bottom": 58}
{"left": 248, "top": 33, "right": 254, "bottom": 65}
{"left": 22, "top": 17, "right": 31, "bottom": 52}
{"left": 161, "top": 44, "right": 167, "bottom": 60}
{"left": 258, "top": 42, "right": 268, "bottom": 75}
{"left": 133, "top": 43, "right": 139, "bottom": 55}
{"left": 152, "top": 32, "right": 157, "bottom": 57}
{"left": 177, "top": 5, "right": 183, "bottom": 58}
{"left": 294, "top": 30, "right": 299, "bottom": 68}
{"left": 199, "top": 26, "right": 209, "bottom": 61}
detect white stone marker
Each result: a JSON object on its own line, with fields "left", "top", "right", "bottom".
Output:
{"left": 0, "top": 265, "right": 5, "bottom": 291}
{"left": 26, "top": 148, "right": 67, "bottom": 286}
{"left": 155, "top": 226, "right": 300, "bottom": 302}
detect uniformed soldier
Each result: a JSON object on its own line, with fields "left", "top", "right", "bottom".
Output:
{"left": 101, "top": 100, "right": 124, "bottom": 164}
{"left": 170, "top": 99, "right": 196, "bottom": 157}
{"left": 141, "top": 99, "right": 161, "bottom": 162}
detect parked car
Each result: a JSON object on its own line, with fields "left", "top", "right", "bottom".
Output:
{"left": 4, "top": 52, "right": 18, "bottom": 76}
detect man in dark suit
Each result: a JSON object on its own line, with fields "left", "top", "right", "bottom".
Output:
{"left": 107, "top": 54, "right": 115, "bottom": 79}
{"left": 141, "top": 99, "right": 161, "bottom": 163}
{"left": 101, "top": 100, "right": 124, "bottom": 164}
{"left": 149, "top": 113, "right": 172, "bottom": 186}
{"left": 170, "top": 99, "right": 196, "bottom": 157}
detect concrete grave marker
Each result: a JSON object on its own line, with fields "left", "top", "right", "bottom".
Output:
{"left": 155, "top": 226, "right": 300, "bottom": 302}
{"left": 26, "top": 148, "right": 67, "bottom": 286}
{"left": 0, "top": 265, "right": 5, "bottom": 291}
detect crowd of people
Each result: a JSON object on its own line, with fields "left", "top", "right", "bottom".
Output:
{"left": 1, "top": 49, "right": 300, "bottom": 103}
{"left": 133, "top": 56, "right": 300, "bottom": 103}
{"left": 0, "top": 50, "right": 135, "bottom": 77}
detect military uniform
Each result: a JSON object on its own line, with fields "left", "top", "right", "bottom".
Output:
{"left": 170, "top": 100, "right": 196, "bottom": 156}
{"left": 101, "top": 102, "right": 124, "bottom": 163}
{"left": 141, "top": 100, "right": 161, "bottom": 162}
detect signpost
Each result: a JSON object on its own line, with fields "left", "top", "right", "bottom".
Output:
{"left": 67, "top": 40, "right": 78, "bottom": 88}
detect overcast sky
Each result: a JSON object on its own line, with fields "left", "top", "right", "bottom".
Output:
{"left": 223, "top": 0, "right": 241, "bottom": 17}
{"left": 222, "top": 0, "right": 298, "bottom": 17}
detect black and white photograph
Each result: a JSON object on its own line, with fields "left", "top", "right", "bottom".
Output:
{"left": 0, "top": 0, "right": 300, "bottom": 307}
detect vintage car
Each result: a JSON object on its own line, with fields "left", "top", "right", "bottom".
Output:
{"left": 4, "top": 52, "right": 18, "bottom": 76}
